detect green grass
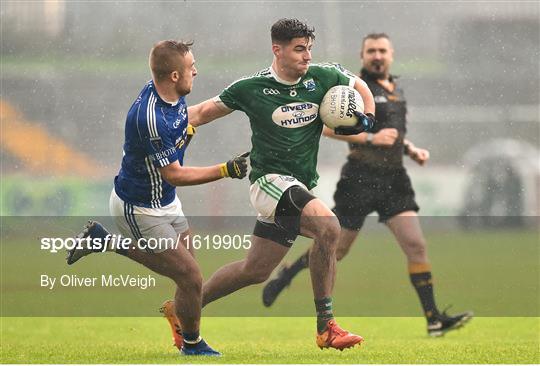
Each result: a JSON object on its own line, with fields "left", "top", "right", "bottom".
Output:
{"left": 1, "top": 317, "right": 538, "bottom": 363}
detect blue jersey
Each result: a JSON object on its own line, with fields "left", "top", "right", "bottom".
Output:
{"left": 114, "top": 81, "right": 188, "bottom": 208}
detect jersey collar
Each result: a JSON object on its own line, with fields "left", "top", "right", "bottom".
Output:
{"left": 269, "top": 65, "right": 302, "bottom": 86}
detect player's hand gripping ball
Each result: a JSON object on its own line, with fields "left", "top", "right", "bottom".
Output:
{"left": 319, "top": 85, "right": 375, "bottom": 135}
{"left": 319, "top": 85, "right": 364, "bottom": 128}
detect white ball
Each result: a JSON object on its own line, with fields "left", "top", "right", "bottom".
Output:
{"left": 319, "top": 85, "right": 364, "bottom": 129}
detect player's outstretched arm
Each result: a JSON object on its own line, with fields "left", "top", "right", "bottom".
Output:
{"left": 188, "top": 98, "right": 233, "bottom": 127}
{"left": 158, "top": 153, "right": 249, "bottom": 186}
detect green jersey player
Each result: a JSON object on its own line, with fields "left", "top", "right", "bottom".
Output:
{"left": 218, "top": 61, "right": 362, "bottom": 190}
{"left": 173, "top": 18, "right": 376, "bottom": 350}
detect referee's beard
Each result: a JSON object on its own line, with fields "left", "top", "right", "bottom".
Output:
{"left": 367, "top": 62, "right": 388, "bottom": 80}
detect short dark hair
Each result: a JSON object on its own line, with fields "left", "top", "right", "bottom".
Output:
{"left": 149, "top": 40, "right": 194, "bottom": 81}
{"left": 271, "top": 18, "right": 315, "bottom": 44}
{"left": 361, "top": 33, "right": 391, "bottom": 52}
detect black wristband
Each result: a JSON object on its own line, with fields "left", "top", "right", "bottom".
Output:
{"left": 403, "top": 143, "right": 410, "bottom": 155}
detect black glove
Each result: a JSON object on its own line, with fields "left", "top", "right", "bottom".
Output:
{"left": 334, "top": 112, "right": 376, "bottom": 135}
{"left": 221, "top": 152, "right": 250, "bottom": 179}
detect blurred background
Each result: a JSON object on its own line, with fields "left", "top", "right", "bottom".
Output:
{"left": 1, "top": 1, "right": 539, "bottom": 223}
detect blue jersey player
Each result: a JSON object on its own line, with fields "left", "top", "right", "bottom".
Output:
{"left": 67, "top": 40, "right": 249, "bottom": 356}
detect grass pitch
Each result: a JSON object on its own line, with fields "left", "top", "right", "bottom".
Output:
{"left": 1, "top": 316, "right": 538, "bottom": 364}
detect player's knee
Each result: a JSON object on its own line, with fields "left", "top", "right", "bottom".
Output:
{"left": 405, "top": 238, "right": 427, "bottom": 260}
{"left": 316, "top": 216, "right": 341, "bottom": 247}
{"left": 170, "top": 262, "right": 202, "bottom": 288}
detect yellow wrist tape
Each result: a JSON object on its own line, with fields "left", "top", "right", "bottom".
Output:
{"left": 219, "top": 163, "right": 229, "bottom": 178}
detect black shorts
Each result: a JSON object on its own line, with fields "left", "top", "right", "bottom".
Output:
{"left": 253, "top": 186, "right": 317, "bottom": 248}
{"left": 333, "top": 161, "right": 419, "bottom": 231}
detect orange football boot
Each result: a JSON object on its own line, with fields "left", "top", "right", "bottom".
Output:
{"left": 159, "top": 300, "right": 183, "bottom": 350}
{"left": 316, "top": 319, "right": 364, "bottom": 350}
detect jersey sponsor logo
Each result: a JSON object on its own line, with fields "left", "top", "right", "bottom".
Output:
{"left": 263, "top": 88, "right": 280, "bottom": 95}
{"left": 303, "top": 78, "right": 316, "bottom": 91}
{"left": 374, "top": 95, "right": 388, "bottom": 103}
{"left": 151, "top": 146, "right": 176, "bottom": 161}
{"left": 271, "top": 102, "right": 319, "bottom": 128}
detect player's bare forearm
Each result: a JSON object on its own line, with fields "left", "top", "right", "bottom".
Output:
{"left": 159, "top": 163, "right": 224, "bottom": 186}
{"left": 324, "top": 127, "right": 399, "bottom": 147}
{"left": 354, "top": 77, "right": 375, "bottom": 114}
{"left": 322, "top": 126, "right": 367, "bottom": 143}
{"left": 159, "top": 153, "right": 249, "bottom": 185}
{"left": 188, "top": 98, "right": 232, "bottom": 127}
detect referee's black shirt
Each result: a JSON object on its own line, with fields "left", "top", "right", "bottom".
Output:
{"left": 348, "top": 68, "right": 407, "bottom": 169}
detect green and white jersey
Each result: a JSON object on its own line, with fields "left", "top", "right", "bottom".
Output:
{"left": 217, "top": 63, "right": 356, "bottom": 190}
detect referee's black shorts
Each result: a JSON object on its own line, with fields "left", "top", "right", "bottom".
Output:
{"left": 332, "top": 161, "right": 419, "bottom": 231}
